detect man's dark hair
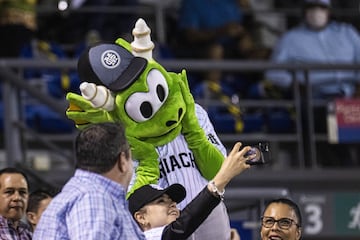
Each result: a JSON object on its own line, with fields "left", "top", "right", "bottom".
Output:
{"left": 75, "top": 122, "right": 130, "bottom": 173}
{"left": 27, "top": 189, "right": 53, "bottom": 213}
{"left": 0, "top": 167, "right": 29, "bottom": 187}
{"left": 264, "top": 198, "right": 302, "bottom": 227}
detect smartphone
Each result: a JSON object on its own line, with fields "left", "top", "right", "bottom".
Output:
{"left": 244, "top": 142, "right": 271, "bottom": 165}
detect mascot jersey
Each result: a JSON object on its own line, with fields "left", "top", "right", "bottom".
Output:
{"left": 155, "top": 104, "right": 226, "bottom": 209}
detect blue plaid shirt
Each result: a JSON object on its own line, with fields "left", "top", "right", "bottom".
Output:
{"left": 0, "top": 216, "right": 32, "bottom": 240}
{"left": 33, "top": 169, "right": 145, "bottom": 240}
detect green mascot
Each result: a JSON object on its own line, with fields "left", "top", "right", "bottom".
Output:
{"left": 66, "top": 18, "right": 232, "bottom": 239}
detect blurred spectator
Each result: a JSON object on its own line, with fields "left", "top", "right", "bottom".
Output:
{"left": 174, "top": 0, "right": 270, "bottom": 134}
{"left": 65, "top": 0, "right": 138, "bottom": 44}
{"left": 175, "top": 0, "right": 257, "bottom": 83}
{"left": 26, "top": 189, "right": 53, "bottom": 232}
{"left": 249, "top": 0, "right": 287, "bottom": 52}
{"left": 265, "top": 0, "right": 360, "bottom": 167}
{"left": 19, "top": 37, "right": 79, "bottom": 134}
{"left": 0, "top": 0, "right": 37, "bottom": 57}
{"left": 0, "top": 167, "right": 32, "bottom": 239}
{"left": 20, "top": 38, "right": 80, "bottom": 98}
{"left": 266, "top": 0, "right": 360, "bottom": 99}
{"left": 73, "top": 29, "right": 102, "bottom": 58}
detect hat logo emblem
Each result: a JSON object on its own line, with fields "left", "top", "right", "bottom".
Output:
{"left": 101, "top": 50, "right": 120, "bottom": 69}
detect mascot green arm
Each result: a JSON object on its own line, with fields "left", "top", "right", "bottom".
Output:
{"left": 66, "top": 92, "right": 116, "bottom": 129}
{"left": 178, "top": 70, "right": 224, "bottom": 180}
{"left": 126, "top": 136, "right": 159, "bottom": 198}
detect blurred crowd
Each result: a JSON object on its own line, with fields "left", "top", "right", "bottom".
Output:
{"left": 1, "top": 0, "right": 360, "bottom": 167}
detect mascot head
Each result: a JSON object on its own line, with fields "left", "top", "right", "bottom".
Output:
{"left": 76, "top": 18, "right": 189, "bottom": 146}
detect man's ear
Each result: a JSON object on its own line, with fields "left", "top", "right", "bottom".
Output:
{"left": 117, "top": 152, "right": 128, "bottom": 173}
{"left": 26, "top": 212, "right": 37, "bottom": 225}
{"left": 296, "top": 227, "right": 302, "bottom": 240}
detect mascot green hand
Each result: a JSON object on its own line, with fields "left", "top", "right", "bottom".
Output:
{"left": 178, "top": 70, "right": 224, "bottom": 179}
{"left": 66, "top": 18, "right": 225, "bottom": 198}
{"left": 66, "top": 90, "right": 116, "bottom": 129}
{"left": 126, "top": 136, "right": 159, "bottom": 197}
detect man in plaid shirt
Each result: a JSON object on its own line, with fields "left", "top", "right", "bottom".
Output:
{"left": 0, "top": 168, "right": 32, "bottom": 240}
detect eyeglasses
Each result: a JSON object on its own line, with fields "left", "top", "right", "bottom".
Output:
{"left": 261, "top": 216, "right": 299, "bottom": 230}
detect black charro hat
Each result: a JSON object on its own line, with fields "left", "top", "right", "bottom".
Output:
{"left": 128, "top": 184, "right": 186, "bottom": 216}
{"left": 77, "top": 42, "right": 147, "bottom": 92}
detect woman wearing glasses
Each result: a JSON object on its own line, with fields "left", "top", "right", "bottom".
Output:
{"left": 260, "top": 198, "right": 302, "bottom": 240}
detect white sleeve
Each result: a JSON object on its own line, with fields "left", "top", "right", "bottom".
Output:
{"left": 195, "top": 103, "right": 227, "bottom": 156}
{"left": 144, "top": 226, "right": 165, "bottom": 240}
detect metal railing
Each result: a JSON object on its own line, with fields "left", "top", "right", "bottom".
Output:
{"left": 1, "top": 59, "right": 360, "bottom": 170}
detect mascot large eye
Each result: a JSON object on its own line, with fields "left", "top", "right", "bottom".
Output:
{"left": 125, "top": 69, "right": 169, "bottom": 122}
